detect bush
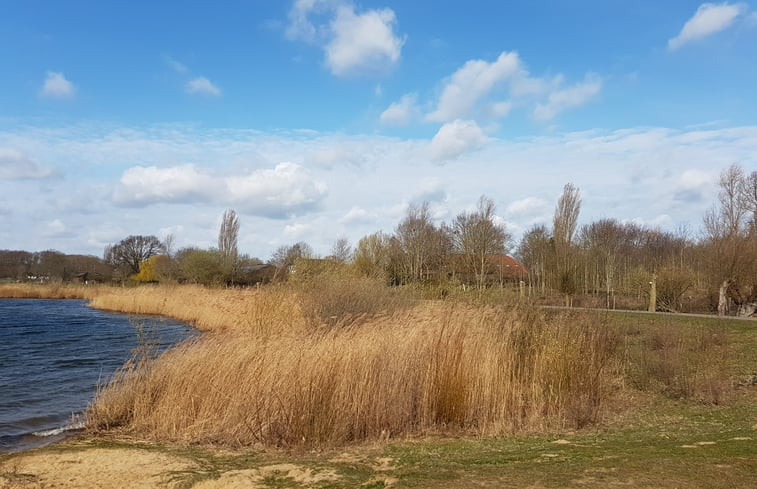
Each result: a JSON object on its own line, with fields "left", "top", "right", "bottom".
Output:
{"left": 176, "top": 248, "right": 227, "bottom": 286}
{"left": 290, "top": 261, "right": 414, "bottom": 328}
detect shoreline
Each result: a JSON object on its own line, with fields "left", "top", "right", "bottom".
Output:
{"left": 0, "top": 289, "right": 202, "bottom": 457}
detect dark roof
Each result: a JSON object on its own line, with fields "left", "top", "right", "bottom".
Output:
{"left": 241, "top": 264, "right": 275, "bottom": 272}
{"left": 448, "top": 254, "right": 528, "bottom": 278}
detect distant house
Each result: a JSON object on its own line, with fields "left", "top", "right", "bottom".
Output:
{"left": 70, "top": 272, "right": 89, "bottom": 284}
{"left": 237, "top": 264, "right": 277, "bottom": 286}
{"left": 447, "top": 254, "right": 528, "bottom": 286}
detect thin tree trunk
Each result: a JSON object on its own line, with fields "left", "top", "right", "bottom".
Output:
{"left": 717, "top": 279, "right": 730, "bottom": 316}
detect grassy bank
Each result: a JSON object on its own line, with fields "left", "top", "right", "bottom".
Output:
{"left": 3, "top": 391, "right": 755, "bottom": 488}
{"left": 1, "top": 281, "right": 755, "bottom": 487}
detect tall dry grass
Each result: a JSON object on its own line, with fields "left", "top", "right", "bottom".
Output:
{"left": 292, "top": 272, "right": 416, "bottom": 328}
{"left": 88, "top": 302, "right": 618, "bottom": 447}
{"left": 89, "top": 284, "right": 306, "bottom": 336}
{"left": 6, "top": 280, "right": 735, "bottom": 447}
{"left": 0, "top": 283, "right": 105, "bottom": 300}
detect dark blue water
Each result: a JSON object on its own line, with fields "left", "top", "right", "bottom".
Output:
{"left": 0, "top": 299, "right": 195, "bottom": 453}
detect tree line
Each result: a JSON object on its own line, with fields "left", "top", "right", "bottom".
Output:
{"left": 1, "top": 164, "right": 754, "bottom": 316}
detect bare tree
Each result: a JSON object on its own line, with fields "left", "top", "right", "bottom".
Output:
{"left": 451, "top": 196, "right": 510, "bottom": 289}
{"left": 270, "top": 242, "right": 314, "bottom": 270}
{"left": 517, "top": 224, "right": 552, "bottom": 293}
{"left": 394, "top": 202, "right": 449, "bottom": 283}
{"left": 746, "top": 171, "right": 757, "bottom": 233}
{"left": 330, "top": 237, "right": 353, "bottom": 263}
{"left": 553, "top": 183, "right": 581, "bottom": 306}
{"left": 704, "top": 164, "right": 757, "bottom": 316}
{"left": 162, "top": 233, "right": 176, "bottom": 258}
{"left": 218, "top": 209, "right": 240, "bottom": 260}
{"left": 105, "top": 235, "right": 164, "bottom": 275}
{"left": 579, "top": 219, "right": 626, "bottom": 308}
{"left": 553, "top": 183, "right": 581, "bottom": 248}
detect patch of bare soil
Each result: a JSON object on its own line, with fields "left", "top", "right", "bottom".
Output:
{"left": 192, "top": 463, "right": 340, "bottom": 489}
{"left": 0, "top": 448, "right": 195, "bottom": 489}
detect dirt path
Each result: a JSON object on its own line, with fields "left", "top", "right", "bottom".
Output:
{"left": 540, "top": 305, "right": 756, "bottom": 321}
{"left": 0, "top": 440, "right": 396, "bottom": 489}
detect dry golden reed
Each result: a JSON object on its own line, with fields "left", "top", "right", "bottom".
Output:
{"left": 89, "top": 284, "right": 307, "bottom": 336}
{"left": 0, "top": 283, "right": 104, "bottom": 300}
{"left": 88, "top": 301, "right": 618, "bottom": 447}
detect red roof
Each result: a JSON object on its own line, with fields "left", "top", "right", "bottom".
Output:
{"left": 448, "top": 254, "right": 528, "bottom": 280}
{"left": 486, "top": 254, "right": 528, "bottom": 277}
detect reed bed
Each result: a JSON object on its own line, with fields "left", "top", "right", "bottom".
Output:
{"left": 89, "top": 284, "right": 307, "bottom": 336}
{"left": 6, "top": 281, "right": 733, "bottom": 448}
{"left": 88, "top": 302, "right": 618, "bottom": 447}
{"left": 0, "top": 283, "right": 105, "bottom": 300}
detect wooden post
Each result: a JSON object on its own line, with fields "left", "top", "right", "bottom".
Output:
{"left": 648, "top": 274, "right": 656, "bottom": 313}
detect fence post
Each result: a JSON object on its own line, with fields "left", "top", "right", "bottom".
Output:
{"left": 648, "top": 274, "right": 656, "bottom": 313}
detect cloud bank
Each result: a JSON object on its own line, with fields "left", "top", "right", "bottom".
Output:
{"left": 1, "top": 122, "right": 754, "bottom": 257}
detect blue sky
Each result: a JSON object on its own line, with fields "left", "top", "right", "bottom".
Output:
{"left": 1, "top": 1, "right": 756, "bottom": 259}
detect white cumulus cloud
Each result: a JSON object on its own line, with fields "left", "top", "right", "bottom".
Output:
{"left": 114, "top": 164, "right": 216, "bottom": 206}
{"left": 429, "top": 119, "right": 487, "bottom": 161}
{"left": 286, "top": 0, "right": 331, "bottom": 42}
{"left": 40, "top": 71, "right": 75, "bottom": 98}
{"left": 286, "top": 1, "right": 404, "bottom": 77}
{"left": 427, "top": 51, "right": 521, "bottom": 123}
{"left": 226, "top": 162, "right": 328, "bottom": 217}
{"left": 380, "top": 93, "right": 419, "bottom": 126}
{"left": 668, "top": 2, "right": 748, "bottom": 50}
{"left": 533, "top": 75, "right": 602, "bottom": 120}
{"left": 417, "top": 52, "right": 601, "bottom": 125}
{"left": 186, "top": 77, "right": 222, "bottom": 96}
{"left": 326, "top": 5, "right": 404, "bottom": 76}
{"left": 113, "top": 162, "right": 327, "bottom": 219}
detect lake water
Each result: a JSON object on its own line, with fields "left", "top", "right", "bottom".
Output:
{"left": 0, "top": 299, "right": 195, "bottom": 453}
